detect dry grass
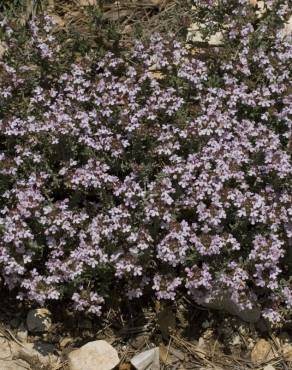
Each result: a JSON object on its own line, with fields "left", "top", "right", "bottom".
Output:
{"left": 1, "top": 0, "right": 193, "bottom": 46}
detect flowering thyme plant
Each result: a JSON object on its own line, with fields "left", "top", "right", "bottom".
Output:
{"left": 0, "top": 1, "right": 291, "bottom": 324}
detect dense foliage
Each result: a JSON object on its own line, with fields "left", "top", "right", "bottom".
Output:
{"left": 0, "top": 0, "right": 291, "bottom": 323}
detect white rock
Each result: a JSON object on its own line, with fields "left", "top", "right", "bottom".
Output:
{"left": 0, "top": 330, "right": 58, "bottom": 369}
{"left": 78, "top": 0, "right": 97, "bottom": 6}
{"left": 208, "top": 31, "right": 224, "bottom": 46}
{"left": 187, "top": 23, "right": 224, "bottom": 46}
{"left": 255, "top": 1, "right": 266, "bottom": 17}
{"left": 0, "top": 337, "right": 14, "bottom": 360}
{"left": 13, "top": 341, "right": 58, "bottom": 366}
{"left": 187, "top": 23, "right": 204, "bottom": 43}
{"left": 26, "top": 308, "right": 52, "bottom": 333}
{"left": 0, "top": 359, "right": 29, "bottom": 370}
{"left": 249, "top": 0, "right": 266, "bottom": 18}
{"left": 67, "top": 340, "right": 119, "bottom": 370}
{"left": 131, "top": 347, "right": 160, "bottom": 370}
{"left": 0, "top": 337, "right": 29, "bottom": 370}
{"left": 263, "top": 365, "right": 276, "bottom": 370}
{"left": 281, "top": 16, "right": 292, "bottom": 38}
{"left": 283, "top": 343, "right": 292, "bottom": 361}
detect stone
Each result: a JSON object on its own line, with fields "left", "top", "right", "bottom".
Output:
{"left": 255, "top": 1, "right": 266, "bottom": 17}
{"left": 187, "top": 23, "right": 224, "bottom": 46}
{"left": 130, "top": 335, "right": 148, "bottom": 350}
{"left": 67, "top": 340, "right": 119, "bottom": 370}
{"left": 255, "top": 318, "right": 270, "bottom": 333}
{"left": 78, "top": 0, "right": 97, "bottom": 6}
{"left": 201, "top": 293, "right": 261, "bottom": 323}
{"left": 263, "top": 365, "right": 276, "bottom": 370}
{"left": 249, "top": 0, "right": 266, "bottom": 17}
{"left": 283, "top": 344, "right": 292, "bottom": 361}
{"left": 0, "top": 360, "right": 29, "bottom": 370}
{"left": 281, "top": 16, "right": 292, "bottom": 38}
{"left": 157, "top": 306, "right": 176, "bottom": 338}
{"left": 131, "top": 347, "right": 160, "bottom": 370}
{"left": 13, "top": 341, "right": 58, "bottom": 366}
{"left": 0, "top": 337, "right": 15, "bottom": 360}
{"left": 251, "top": 339, "right": 276, "bottom": 364}
{"left": 26, "top": 308, "right": 52, "bottom": 333}
{"left": 32, "top": 341, "right": 57, "bottom": 357}
{"left": 208, "top": 32, "right": 224, "bottom": 46}
{"left": 0, "top": 337, "right": 30, "bottom": 370}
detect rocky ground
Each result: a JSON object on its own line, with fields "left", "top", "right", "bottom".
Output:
{"left": 1, "top": 296, "right": 292, "bottom": 370}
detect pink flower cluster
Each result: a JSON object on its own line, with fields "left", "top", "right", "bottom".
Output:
{"left": 0, "top": 1, "right": 291, "bottom": 323}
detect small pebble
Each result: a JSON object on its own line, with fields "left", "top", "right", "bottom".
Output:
{"left": 26, "top": 308, "right": 52, "bottom": 333}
